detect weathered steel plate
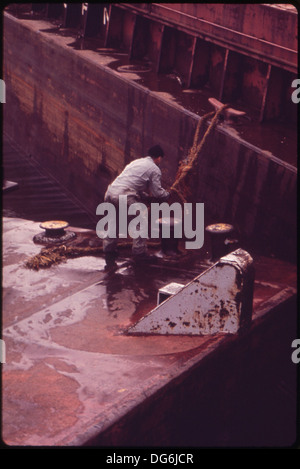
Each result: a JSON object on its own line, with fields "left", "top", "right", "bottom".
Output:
{"left": 128, "top": 249, "right": 254, "bottom": 336}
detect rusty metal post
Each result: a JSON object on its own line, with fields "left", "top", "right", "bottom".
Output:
{"left": 259, "top": 64, "right": 272, "bottom": 123}
{"left": 205, "top": 223, "right": 235, "bottom": 261}
{"left": 82, "top": 4, "right": 104, "bottom": 38}
{"left": 33, "top": 220, "right": 76, "bottom": 245}
{"left": 187, "top": 36, "right": 197, "bottom": 88}
{"left": 219, "top": 48, "right": 229, "bottom": 101}
{"left": 155, "top": 24, "right": 165, "bottom": 73}
{"left": 63, "top": 3, "right": 82, "bottom": 29}
{"left": 158, "top": 217, "right": 182, "bottom": 256}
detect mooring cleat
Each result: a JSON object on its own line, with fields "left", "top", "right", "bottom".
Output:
{"left": 208, "top": 97, "right": 246, "bottom": 121}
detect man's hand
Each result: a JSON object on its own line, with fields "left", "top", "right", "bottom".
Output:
{"left": 167, "top": 188, "right": 184, "bottom": 204}
{"left": 139, "top": 191, "right": 153, "bottom": 203}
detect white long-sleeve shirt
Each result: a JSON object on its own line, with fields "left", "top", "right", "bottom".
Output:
{"left": 105, "top": 156, "right": 169, "bottom": 200}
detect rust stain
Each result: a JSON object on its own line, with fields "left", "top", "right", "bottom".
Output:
{"left": 2, "top": 362, "right": 82, "bottom": 445}
{"left": 168, "top": 321, "right": 177, "bottom": 328}
{"left": 9, "top": 71, "right": 123, "bottom": 158}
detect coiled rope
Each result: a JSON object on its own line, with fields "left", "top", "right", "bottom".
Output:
{"left": 24, "top": 241, "right": 163, "bottom": 270}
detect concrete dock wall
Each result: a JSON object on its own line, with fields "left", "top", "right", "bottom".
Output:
{"left": 3, "top": 13, "right": 297, "bottom": 261}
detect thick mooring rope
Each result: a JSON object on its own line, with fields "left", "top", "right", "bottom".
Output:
{"left": 24, "top": 241, "right": 160, "bottom": 270}
{"left": 24, "top": 245, "right": 104, "bottom": 270}
{"left": 170, "top": 103, "right": 229, "bottom": 204}
{"left": 24, "top": 104, "right": 228, "bottom": 270}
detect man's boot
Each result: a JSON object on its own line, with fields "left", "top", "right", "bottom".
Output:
{"left": 104, "top": 251, "right": 118, "bottom": 271}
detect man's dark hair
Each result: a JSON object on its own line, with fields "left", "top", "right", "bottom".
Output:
{"left": 148, "top": 145, "right": 164, "bottom": 159}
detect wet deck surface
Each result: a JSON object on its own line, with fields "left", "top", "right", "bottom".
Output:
{"left": 2, "top": 138, "right": 297, "bottom": 446}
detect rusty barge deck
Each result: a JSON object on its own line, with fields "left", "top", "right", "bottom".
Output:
{"left": 2, "top": 135, "right": 298, "bottom": 447}
{"left": 2, "top": 220, "right": 297, "bottom": 446}
{"left": 2, "top": 3, "right": 298, "bottom": 447}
